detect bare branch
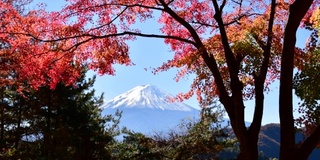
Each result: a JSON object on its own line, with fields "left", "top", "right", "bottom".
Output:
{"left": 191, "top": 13, "right": 261, "bottom": 28}
{"left": 190, "top": 21, "right": 215, "bottom": 27}
{"left": 298, "top": 124, "right": 320, "bottom": 159}
{"left": 220, "top": 0, "right": 227, "bottom": 11}
{"left": 88, "top": 6, "right": 129, "bottom": 32}
{"left": 110, "top": 2, "right": 164, "bottom": 11}
{"left": 249, "top": 0, "right": 276, "bottom": 140}
{"left": 1, "top": 31, "right": 196, "bottom": 51}
{"left": 231, "top": 0, "right": 244, "bottom": 11}
{"left": 64, "top": 2, "right": 164, "bottom": 18}
{"left": 167, "top": 0, "right": 175, "bottom": 6}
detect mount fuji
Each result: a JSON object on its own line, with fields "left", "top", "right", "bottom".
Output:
{"left": 101, "top": 84, "right": 200, "bottom": 134}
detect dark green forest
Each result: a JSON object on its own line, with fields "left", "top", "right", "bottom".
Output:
{"left": 0, "top": 72, "right": 119, "bottom": 159}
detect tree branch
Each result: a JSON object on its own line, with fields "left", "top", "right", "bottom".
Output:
{"left": 249, "top": 0, "right": 276, "bottom": 137}
{"left": 212, "top": 0, "right": 246, "bottom": 141}
{"left": 110, "top": 2, "right": 164, "bottom": 11}
{"left": 158, "top": 0, "right": 230, "bottom": 97}
{"left": 190, "top": 13, "right": 261, "bottom": 28}
{"left": 220, "top": 0, "right": 227, "bottom": 11}
{"left": 3, "top": 31, "right": 196, "bottom": 46}
{"left": 298, "top": 124, "right": 320, "bottom": 159}
{"left": 158, "top": 0, "right": 234, "bottom": 124}
{"left": 157, "top": 0, "right": 202, "bottom": 45}
{"left": 211, "top": 0, "right": 237, "bottom": 72}
{"left": 88, "top": 6, "right": 129, "bottom": 32}
{"left": 65, "top": 2, "right": 164, "bottom": 18}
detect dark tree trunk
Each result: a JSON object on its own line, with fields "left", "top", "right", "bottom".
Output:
{"left": 237, "top": 136, "right": 259, "bottom": 160}
{"left": 14, "top": 103, "right": 22, "bottom": 149}
{"left": 279, "top": 0, "right": 313, "bottom": 159}
{"left": 43, "top": 92, "right": 52, "bottom": 159}
{"left": 0, "top": 103, "right": 4, "bottom": 149}
{"left": 0, "top": 89, "right": 5, "bottom": 149}
{"left": 297, "top": 125, "right": 320, "bottom": 159}
{"left": 159, "top": 1, "right": 276, "bottom": 159}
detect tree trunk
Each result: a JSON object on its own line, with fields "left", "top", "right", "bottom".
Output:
{"left": 0, "top": 89, "right": 5, "bottom": 149}
{"left": 237, "top": 138, "right": 259, "bottom": 160}
{"left": 14, "top": 103, "right": 22, "bottom": 149}
{"left": 279, "top": 0, "right": 313, "bottom": 159}
{"left": 0, "top": 103, "right": 4, "bottom": 149}
{"left": 224, "top": 99, "right": 260, "bottom": 160}
{"left": 43, "top": 92, "right": 52, "bottom": 159}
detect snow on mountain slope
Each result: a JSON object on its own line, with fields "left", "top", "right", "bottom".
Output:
{"left": 101, "top": 85, "right": 200, "bottom": 134}
{"left": 102, "top": 84, "right": 197, "bottom": 111}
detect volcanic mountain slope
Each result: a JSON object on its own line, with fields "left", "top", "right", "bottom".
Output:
{"left": 101, "top": 84, "right": 200, "bottom": 134}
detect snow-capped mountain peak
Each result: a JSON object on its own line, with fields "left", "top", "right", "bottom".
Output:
{"left": 102, "top": 84, "right": 197, "bottom": 111}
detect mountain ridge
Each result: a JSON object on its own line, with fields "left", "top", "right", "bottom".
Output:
{"left": 258, "top": 123, "right": 320, "bottom": 159}
{"left": 102, "top": 84, "right": 198, "bottom": 112}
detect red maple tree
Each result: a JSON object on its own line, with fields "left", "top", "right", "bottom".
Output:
{"left": 1, "top": 0, "right": 320, "bottom": 159}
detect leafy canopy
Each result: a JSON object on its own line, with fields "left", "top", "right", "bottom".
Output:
{"left": 0, "top": 0, "right": 309, "bottom": 94}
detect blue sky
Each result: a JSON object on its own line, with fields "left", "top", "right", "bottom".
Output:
{"left": 31, "top": 0, "right": 309, "bottom": 125}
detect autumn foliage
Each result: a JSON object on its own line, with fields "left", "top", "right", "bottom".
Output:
{"left": 0, "top": 1, "right": 277, "bottom": 91}
{"left": 0, "top": 0, "right": 312, "bottom": 93}
{"left": 0, "top": 0, "right": 133, "bottom": 89}
{"left": 1, "top": 0, "right": 320, "bottom": 159}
